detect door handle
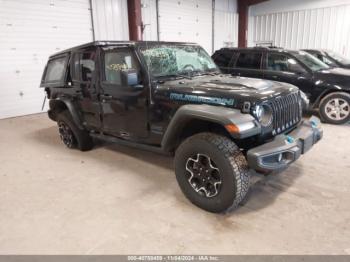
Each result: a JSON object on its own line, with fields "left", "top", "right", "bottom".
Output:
{"left": 101, "top": 94, "right": 112, "bottom": 99}
{"left": 100, "top": 94, "right": 113, "bottom": 102}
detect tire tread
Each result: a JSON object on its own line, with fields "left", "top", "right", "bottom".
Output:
{"left": 57, "top": 110, "right": 93, "bottom": 151}
{"left": 177, "top": 132, "right": 250, "bottom": 212}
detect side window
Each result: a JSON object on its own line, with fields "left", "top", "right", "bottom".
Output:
{"left": 235, "top": 52, "right": 262, "bottom": 69}
{"left": 104, "top": 48, "right": 140, "bottom": 85}
{"left": 320, "top": 55, "right": 336, "bottom": 67}
{"left": 213, "top": 51, "right": 234, "bottom": 68}
{"left": 267, "top": 53, "right": 305, "bottom": 73}
{"left": 316, "top": 54, "right": 324, "bottom": 61}
{"left": 72, "top": 51, "right": 96, "bottom": 82}
{"left": 44, "top": 56, "right": 68, "bottom": 83}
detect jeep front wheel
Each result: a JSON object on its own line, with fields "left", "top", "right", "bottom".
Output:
{"left": 174, "top": 132, "right": 250, "bottom": 213}
{"left": 56, "top": 110, "right": 93, "bottom": 151}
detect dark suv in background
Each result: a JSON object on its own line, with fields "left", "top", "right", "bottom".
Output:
{"left": 303, "top": 49, "right": 350, "bottom": 69}
{"left": 212, "top": 47, "right": 350, "bottom": 125}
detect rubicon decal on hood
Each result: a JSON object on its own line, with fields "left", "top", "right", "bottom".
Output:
{"left": 170, "top": 92, "right": 234, "bottom": 106}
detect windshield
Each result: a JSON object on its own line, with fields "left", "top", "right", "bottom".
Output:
{"left": 293, "top": 51, "right": 330, "bottom": 71}
{"left": 326, "top": 50, "right": 350, "bottom": 65}
{"left": 139, "top": 44, "right": 218, "bottom": 78}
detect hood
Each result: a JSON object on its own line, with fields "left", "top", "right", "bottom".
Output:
{"left": 340, "top": 64, "right": 350, "bottom": 69}
{"left": 154, "top": 74, "right": 299, "bottom": 107}
{"left": 314, "top": 68, "right": 350, "bottom": 87}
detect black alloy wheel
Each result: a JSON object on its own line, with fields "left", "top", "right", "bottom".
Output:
{"left": 58, "top": 120, "right": 76, "bottom": 148}
{"left": 185, "top": 153, "right": 222, "bottom": 198}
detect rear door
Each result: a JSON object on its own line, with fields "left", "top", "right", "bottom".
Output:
{"left": 212, "top": 50, "right": 236, "bottom": 74}
{"left": 229, "top": 51, "right": 264, "bottom": 79}
{"left": 70, "top": 48, "right": 101, "bottom": 130}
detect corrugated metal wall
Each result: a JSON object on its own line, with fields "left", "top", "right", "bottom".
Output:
{"left": 0, "top": 0, "right": 93, "bottom": 119}
{"left": 214, "top": 11, "right": 238, "bottom": 51}
{"left": 91, "top": 0, "right": 129, "bottom": 40}
{"left": 214, "top": 0, "right": 238, "bottom": 51}
{"left": 250, "top": 4, "right": 350, "bottom": 56}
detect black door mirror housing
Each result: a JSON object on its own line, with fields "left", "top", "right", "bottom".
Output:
{"left": 121, "top": 69, "right": 142, "bottom": 88}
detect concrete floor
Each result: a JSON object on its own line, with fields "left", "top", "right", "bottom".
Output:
{"left": 0, "top": 113, "right": 349, "bottom": 254}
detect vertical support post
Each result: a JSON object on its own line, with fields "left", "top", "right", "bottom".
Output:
{"left": 156, "top": 0, "right": 160, "bottom": 41}
{"left": 212, "top": 0, "right": 215, "bottom": 54}
{"left": 89, "top": 0, "right": 95, "bottom": 41}
{"left": 237, "top": 0, "right": 269, "bottom": 47}
{"left": 127, "top": 0, "right": 143, "bottom": 41}
{"left": 238, "top": 0, "right": 248, "bottom": 47}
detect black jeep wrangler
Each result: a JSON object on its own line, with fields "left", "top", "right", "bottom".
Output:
{"left": 41, "top": 41, "right": 322, "bottom": 213}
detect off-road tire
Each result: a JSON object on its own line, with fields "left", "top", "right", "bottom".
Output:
{"left": 319, "top": 92, "right": 350, "bottom": 125}
{"left": 174, "top": 132, "right": 250, "bottom": 213}
{"left": 56, "top": 110, "right": 93, "bottom": 151}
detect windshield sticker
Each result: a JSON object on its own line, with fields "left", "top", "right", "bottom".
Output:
{"left": 106, "top": 63, "right": 128, "bottom": 71}
{"left": 170, "top": 92, "right": 234, "bottom": 106}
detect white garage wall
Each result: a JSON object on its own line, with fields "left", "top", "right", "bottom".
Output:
{"left": 91, "top": 0, "right": 129, "bottom": 40}
{"left": 141, "top": 0, "right": 158, "bottom": 41}
{"left": 248, "top": 0, "right": 350, "bottom": 57}
{"left": 157, "top": 0, "right": 213, "bottom": 53}
{"left": 0, "top": 0, "right": 93, "bottom": 119}
{"left": 141, "top": 0, "right": 238, "bottom": 54}
{"left": 250, "top": 0, "right": 350, "bottom": 15}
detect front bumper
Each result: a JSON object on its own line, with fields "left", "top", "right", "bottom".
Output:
{"left": 247, "top": 116, "right": 323, "bottom": 173}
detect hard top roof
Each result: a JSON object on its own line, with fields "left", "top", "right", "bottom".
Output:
{"left": 216, "top": 46, "right": 301, "bottom": 54}
{"left": 50, "top": 40, "right": 198, "bottom": 57}
{"left": 302, "top": 49, "right": 330, "bottom": 53}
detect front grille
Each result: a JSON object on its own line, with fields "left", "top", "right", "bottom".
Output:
{"left": 269, "top": 92, "right": 302, "bottom": 135}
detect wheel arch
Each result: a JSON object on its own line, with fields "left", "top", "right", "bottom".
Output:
{"left": 48, "top": 99, "right": 84, "bottom": 129}
{"left": 161, "top": 104, "right": 260, "bottom": 152}
{"left": 314, "top": 89, "right": 350, "bottom": 108}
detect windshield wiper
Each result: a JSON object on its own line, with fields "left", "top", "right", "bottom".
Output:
{"left": 156, "top": 69, "right": 219, "bottom": 80}
{"left": 157, "top": 73, "right": 192, "bottom": 80}
{"left": 192, "top": 70, "right": 219, "bottom": 77}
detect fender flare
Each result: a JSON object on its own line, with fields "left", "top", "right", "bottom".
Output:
{"left": 49, "top": 98, "right": 85, "bottom": 130}
{"left": 161, "top": 104, "right": 261, "bottom": 152}
{"left": 313, "top": 88, "right": 350, "bottom": 108}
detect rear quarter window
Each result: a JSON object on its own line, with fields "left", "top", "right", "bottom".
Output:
{"left": 213, "top": 51, "right": 235, "bottom": 67}
{"left": 42, "top": 56, "right": 69, "bottom": 85}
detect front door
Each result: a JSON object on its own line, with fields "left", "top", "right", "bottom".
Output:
{"left": 99, "top": 46, "right": 149, "bottom": 140}
{"left": 263, "top": 52, "right": 314, "bottom": 96}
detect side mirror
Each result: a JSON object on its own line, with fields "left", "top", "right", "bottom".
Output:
{"left": 121, "top": 69, "right": 143, "bottom": 88}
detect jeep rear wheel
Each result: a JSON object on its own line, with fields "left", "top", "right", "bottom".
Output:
{"left": 174, "top": 132, "right": 250, "bottom": 213}
{"left": 56, "top": 110, "right": 93, "bottom": 151}
{"left": 319, "top": 92, "right": 350, "bottom": 124}
{"left": 58, "top": 120, "right": 76, "bottom": 148}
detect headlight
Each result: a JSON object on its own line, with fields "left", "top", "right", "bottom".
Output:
{"left": 253, "top": 104, "right": 273, "bottom": 127}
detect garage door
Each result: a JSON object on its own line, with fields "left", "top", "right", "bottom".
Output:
{"left": 158, "top": 0, "right": 213, "bottom": 53}
{"left": 0, "top": 0, "right": 93, "bottom": 119}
